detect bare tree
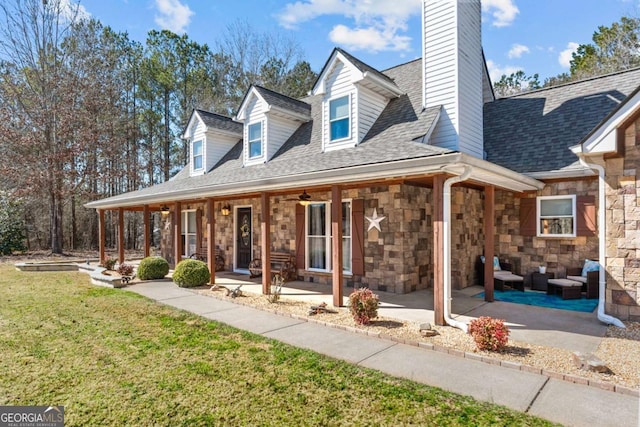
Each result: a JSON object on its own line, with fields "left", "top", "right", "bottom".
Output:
{"left": 0, "top": 0, "right": 86, "bottom": 253}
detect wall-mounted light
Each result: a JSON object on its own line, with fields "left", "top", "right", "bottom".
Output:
{"left": 160, "top": 205, "right": 170, "bottom": 218}
{"left": 221, "top": 204, "right": 231, "bottom": 216}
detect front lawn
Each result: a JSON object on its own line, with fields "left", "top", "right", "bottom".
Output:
{"left": 0, "top": 265, "right": 555, "bottom": 426}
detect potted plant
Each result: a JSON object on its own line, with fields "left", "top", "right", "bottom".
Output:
{"left": 539, "top": 263, "right": 546, "bottom": 274}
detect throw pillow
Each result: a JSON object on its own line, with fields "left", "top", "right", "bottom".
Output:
{"left": 480, "top": 256, "right": 502, "bottom": 271}
{"left": 582, "top": 259, "right": 599, "bottom": 277}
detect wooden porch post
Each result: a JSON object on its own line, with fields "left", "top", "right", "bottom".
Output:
{"left": 143, "top": 205, "right": 151, "bottom": 258}
{"left": 484, "top": 185, "right": 495, "bottom": 302}
{"left": 331, "top": 185, "right": 344, "bottom": 307}
{"left": 98, "top": 209, "right": 105, "bottom": 264}
{"left": 174, "top": 202, "right": 182, "bottom": 268}
{"left": 433, "top": 175, "right": 445, "bottom": 326}
{"left": 261, "top": 192, "right": 271, "bottom": 295}
{"left": 118, "top": 207, "right": 125, "bottom": 264}
{"left": 207, "top": 198, "right": 216, "bottom": 285}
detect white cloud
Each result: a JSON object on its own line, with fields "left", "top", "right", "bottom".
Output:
{"left": 54, "top": 0, "right": 91, "bottom": 22}
{"left": 154, "top": 0, "right": 194, "bottom": 34}
{"left": 482, "top": 0, "right": 519, "bottom": 27}
{"left": 508, "top": 43, "right": 529, "bottom": 59}
{"left": 486, "top": 59, "right": 521, "bottom": 83}
{"left": 329, "top": 24, "right": 411, "bottom": 52}
{"left": 558, "top": 42, "right": 580, "bottom": 68}
{"left": 277, "top": 0, "right": 420, "bottom": 52}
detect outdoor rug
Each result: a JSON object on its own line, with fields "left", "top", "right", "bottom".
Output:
{"left": 475, "top": 290, "right": 598, "bottom": 313}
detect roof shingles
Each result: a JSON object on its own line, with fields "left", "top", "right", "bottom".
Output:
{"left": 484, "top": 68, "right": 640, "bottom": 173}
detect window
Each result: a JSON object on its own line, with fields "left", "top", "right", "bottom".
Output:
{"left": 329, "top": 96, "right": 350, "bottom": 141}
{"left": 192, "top": 140, "right": 203, "bottom": 170}
{"left": 248, "top": 122, "right": 262, "bottom": 158}
{"left": 182, "top": 210, "right": 197, "bottom": 257}
{"left": 306, "top": 201, "right": 352, "bottom": 272}
{"left": 537, "top": 195, "right": 576, "bottom": 237}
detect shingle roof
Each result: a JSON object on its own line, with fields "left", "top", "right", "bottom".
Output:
{"left": 484, "top": 68, "right": 640, "bottom": 174}
{"left": 252, "top": 85, "right": 311, "bottom": 117}
{"left": 195, "top": 109, "right": 243, "bottom": 134}
{"left": 89, "top": 58, "right": 450, "bottom": 207}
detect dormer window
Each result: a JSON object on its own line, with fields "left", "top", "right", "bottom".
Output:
{"left": 329, "top": 95, "right": 350, "bottom": 141}
{"left": 192, "top": 140, "right": 203, "bottom": 170}
{"left": 248, "top": 122, "right": 262, "bottom": 158}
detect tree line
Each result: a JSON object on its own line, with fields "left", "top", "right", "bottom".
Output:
{"left": 493, "top": 16, "right": 640, "bottom": 97}
{"left": 0, "top": 0, "right": 317, "bottom": 255}
{"left": 1, "top": 0, "right": 638, "bottom": 255}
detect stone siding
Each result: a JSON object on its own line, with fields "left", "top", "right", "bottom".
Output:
{"left": 603, "top": 118, "right": 640, "bottom": 321}
{"left": 494, "top": 180, "right": 599, "bottom": 281}
{"left": 160, "top": 184, "right": 485, "bottom": 294}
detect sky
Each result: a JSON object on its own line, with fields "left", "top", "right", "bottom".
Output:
{"left": 77, "top": 0, "right": 640, "bottom": 84}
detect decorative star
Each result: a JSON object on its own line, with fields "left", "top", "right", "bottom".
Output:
{"left": 365, "top": 208, "right": 386, "bottom": 232}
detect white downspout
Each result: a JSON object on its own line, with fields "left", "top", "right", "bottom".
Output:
{"left": 442, "top": 165, "right": 472, "bottom": 332}
{"left": 578, "top": 157, "right": 625, "bottom": 328}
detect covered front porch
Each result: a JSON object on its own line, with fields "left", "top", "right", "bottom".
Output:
{"left": 89, "top": 153, "right": 544, "bottom": 327}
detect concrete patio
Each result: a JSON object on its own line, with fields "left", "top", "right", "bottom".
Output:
{"left": 212, "top": 271, "right": 608, "bottom": 354}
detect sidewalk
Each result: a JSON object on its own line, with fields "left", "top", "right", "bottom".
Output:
{"left": 127, "top": 280, "right": 639, "bottom": 427}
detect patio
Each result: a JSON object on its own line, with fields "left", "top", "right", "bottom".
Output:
{"left": 210, "top": 271, "right": 607, "bottom": 354}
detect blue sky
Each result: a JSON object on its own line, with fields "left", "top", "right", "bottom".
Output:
{"left": 78, "top": 0, "right": 639, "bottom": 83}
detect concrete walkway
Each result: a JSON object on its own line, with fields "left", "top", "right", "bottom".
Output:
{"left": 126, "top": 280, "right": 639, "bottom": 427}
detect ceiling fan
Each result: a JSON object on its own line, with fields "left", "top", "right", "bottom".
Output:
{"left": 284, "top": 190, "right": 317, "bottom": 205}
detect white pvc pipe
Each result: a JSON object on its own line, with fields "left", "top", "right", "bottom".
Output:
{"left": 442, "top": 166, "right": 472, "bottom": 332}
{"left": 578, "top": 157, "right": 625, "bottom": 328}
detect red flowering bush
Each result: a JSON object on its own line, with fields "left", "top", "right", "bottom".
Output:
{"left": 348, "top": 288, "right": 379, "bottom": 325}
{"left": 468, "top": 316, "right": 510, "bottom": 352}
{"left": 117, "top": 263, "right": 134, "bottom": 277}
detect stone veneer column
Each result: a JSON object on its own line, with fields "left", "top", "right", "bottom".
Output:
{"left": 604, "top": 119, "right": 640, "bottom": 320}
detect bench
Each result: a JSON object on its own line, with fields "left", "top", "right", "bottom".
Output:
{"left": 547, "top": 278, "right": 582, "bottom": 300}
{"left": 189, "top": 247, "right": 225, "bottom": 272}
{"left": 248, "top": 251, "right": 296, "bottom": 281}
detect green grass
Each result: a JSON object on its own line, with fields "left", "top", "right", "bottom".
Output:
{"left": 0, "top": 265, "right": 557, "bottom": 426}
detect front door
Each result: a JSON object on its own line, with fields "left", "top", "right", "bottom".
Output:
{"left": 236, "top": 207, "right": 252, "bottom": 269}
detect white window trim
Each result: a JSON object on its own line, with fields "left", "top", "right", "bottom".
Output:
{"left": 192, "top": 139, "right": 204, "bottom": 172}
{"left": 536, "top": 195, "right": 577, "bottom": 238}
{"left": 328, "top": 94, "right": 351, "bottom": 144}
{"left": 247, "top": 121, "right": 263, "bottom": 160}
{"left": 181, "top": 209, "right": 198, "bottom": 258}
{"left": 305, "top": 200, "right": 352, "bottom": 274}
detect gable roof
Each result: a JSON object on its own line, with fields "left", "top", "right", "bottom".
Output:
{"left": 312, "top": 47, "right": 403, "bottom": 98}
{"left": 235, "top": 85, "right": 311, "bottom": 122}
{"left": 182, "top": 109, "right": 243, "bottom": 139}
{"left": 87, "top": 56, "right": 542, "bottom": 210}
{"left": 484, "top": 67, "right": 640, "bottom": 176}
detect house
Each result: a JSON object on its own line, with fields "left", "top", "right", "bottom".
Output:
{"left": 86, "top": 0, "right": 640, "bottom": 325}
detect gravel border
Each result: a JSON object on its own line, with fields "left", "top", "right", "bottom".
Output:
{"left": 186, "top": 285, "right": 640, "bottom": 397}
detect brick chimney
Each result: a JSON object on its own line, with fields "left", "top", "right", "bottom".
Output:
{"left": 422, "top": 0, "right": 484, "bottom": 158}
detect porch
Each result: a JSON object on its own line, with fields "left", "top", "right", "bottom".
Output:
{"left": 209, "top": 271, "right": 606, "bottom": 354}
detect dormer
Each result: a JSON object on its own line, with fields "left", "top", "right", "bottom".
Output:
{"left": 311, "top": 48, "right": 403, "bottom": 152}
{"left": 182, "top": 110, "right": 243, "bottom": 177}
{"left": 235, "top": 85, "right": 311, "bottom": 166}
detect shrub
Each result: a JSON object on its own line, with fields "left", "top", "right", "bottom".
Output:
{"left": 0, "top": 195, "right": 25, "bottom": 255}
{"left": 173, "top": 259, "right": 210, "bottom": 288}
{"left": 117, "top": 263, "right": 134, "bottom": 277}
{"left": 101, "top": 257, "right": 116, "bottom": 271}
{"left": 348, "top": 287, "right": 379, "bottom": 325}
{"left": 137, "top": 256, "right": 169, "bottom": 280}
{"left": 468, "top": 316, "right": 510, "bottom": 352}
